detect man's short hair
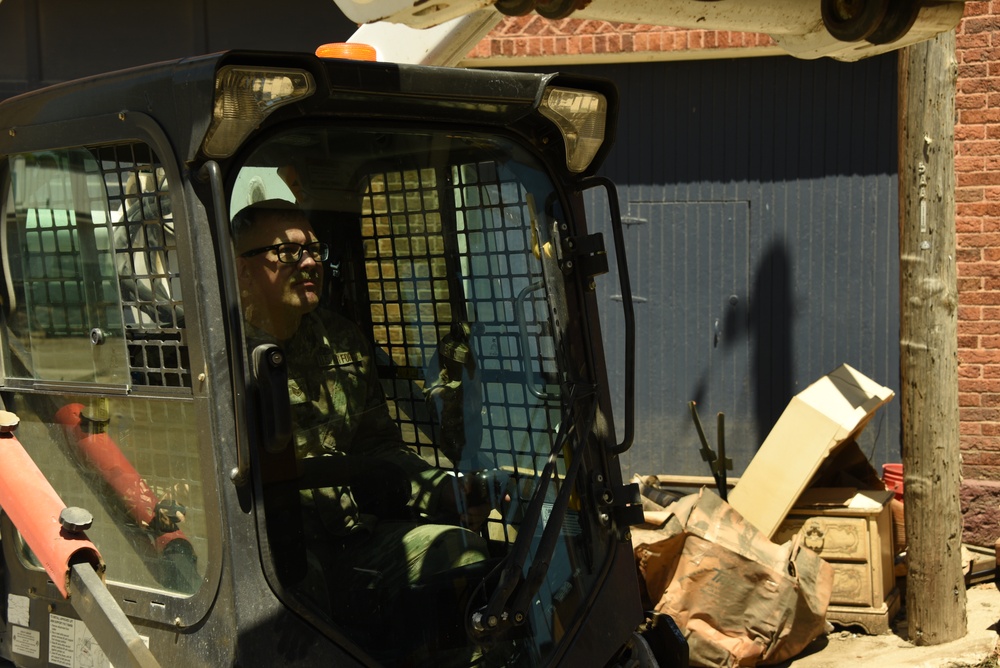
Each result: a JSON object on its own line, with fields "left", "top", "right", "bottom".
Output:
{"left": 231, "top": 199, "right": 307, "bottom": 247}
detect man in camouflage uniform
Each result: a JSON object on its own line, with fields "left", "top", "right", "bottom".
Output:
{"left": 233, "top": 199, "right": 489, "bottom": 614}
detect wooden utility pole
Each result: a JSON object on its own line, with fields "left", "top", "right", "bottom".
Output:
{"left": 898, "top": 28, "right": 967, "bottom": 645}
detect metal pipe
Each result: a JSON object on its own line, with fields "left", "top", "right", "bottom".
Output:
{"left": 0, "top": 411, "right": 102, "bottom": 598}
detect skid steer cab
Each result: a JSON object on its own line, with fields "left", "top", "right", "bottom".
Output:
{"left": 0, "top": 47, "right": 670, "bottom": 667}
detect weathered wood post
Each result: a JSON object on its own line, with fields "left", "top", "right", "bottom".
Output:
{"left": 898, "top": 27, "right": 967, "bottom": 644}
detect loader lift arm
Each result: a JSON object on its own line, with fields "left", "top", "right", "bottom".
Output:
{"left": 337, "top": 0, "right": 970, "bottom": 65}
{"left": 0, "top": 410, "right": 161, "bottom": 668}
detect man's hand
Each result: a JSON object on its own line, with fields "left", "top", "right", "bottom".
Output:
{"left": 441, "top": 470, "right": 510, "bottom": 532}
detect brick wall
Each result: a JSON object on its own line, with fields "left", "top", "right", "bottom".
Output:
{"left": 466, "top": 17, "right": 776, "bottom": 64}
{"left": 956, "top": 2, "right": 1000, "bottom": 483}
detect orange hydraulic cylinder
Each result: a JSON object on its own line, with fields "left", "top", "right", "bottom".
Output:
{"left": 55, "top": 404, "right": 189, "bottom": 553}
{"left": 0, "top": 427, "right": 103, "bottom": 598}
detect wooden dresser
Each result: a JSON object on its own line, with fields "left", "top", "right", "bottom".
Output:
{"left": 773, "top": 488, "right": 899, "bottom": 634}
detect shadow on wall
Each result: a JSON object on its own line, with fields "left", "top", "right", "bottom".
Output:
{"left": 687, "top": 239, "right": 795, "bottom": 451}
{"left": 750, "top": 241, "right": 794, "bottom": 446}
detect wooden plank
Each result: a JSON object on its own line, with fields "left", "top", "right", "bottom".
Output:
{"left": 898, "top": 28, "right": 967, "bottom": 644}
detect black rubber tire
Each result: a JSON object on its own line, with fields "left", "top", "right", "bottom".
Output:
{"left": 535, "top": 0, "right": 579, "bottom": 20}
{"left": 821, "top": 0, "right": 891, "bottom": 43}
{"left": 495, "top": 0, "right": 536, "bottom": 17}
{"left": 866, "top": 0, "right": 921, "bottom": 45}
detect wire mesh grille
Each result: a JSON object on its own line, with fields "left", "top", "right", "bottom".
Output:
{"left": 450, "top": 160, "right": 561, "bottom": 477}
{"left": 95, "top": 143, "right": 190, "bottom": 389}
{"left": 360, "top": 159, "right": 561, "bottom": 478}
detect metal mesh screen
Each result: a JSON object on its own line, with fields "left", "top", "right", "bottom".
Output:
{"left": 450, "top": 160, "right": 561, "bottom": 477}
{"left": 96, "top": 143, "right": 190, "bottom": 389}
{"left": 360, "top": 159, "right": 561, "bottom": 480}
{"left": 361, "top": 167, "right": 448, "bottom": 457}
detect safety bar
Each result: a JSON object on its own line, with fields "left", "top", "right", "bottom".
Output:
{"left": 198, "top": 160, "right": 251, "bottom": 486}
{"left": 70, "top": 562, "right": 161, "bottom": 668}
{"left": 0, "top": 411, "right": 102, "bottom": 597}
{"left": 579, "top": 177, "right": 635, "bottom": 454}
{"left": 0, "top": 409, "right": 161, "bottom": 666}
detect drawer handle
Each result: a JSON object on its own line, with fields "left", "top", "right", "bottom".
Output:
{"left": 802, "top": 519, "right": 825, "bottom": 552}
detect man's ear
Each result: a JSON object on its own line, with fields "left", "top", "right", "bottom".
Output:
{"left": 236, "top": 258, "right": 251, "bottom": 280}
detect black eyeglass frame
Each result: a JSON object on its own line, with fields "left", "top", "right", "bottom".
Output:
{"left": 240, "top": 241, "right": 330, "bottom": 264}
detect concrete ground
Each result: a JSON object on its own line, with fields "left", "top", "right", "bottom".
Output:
{"left": 772, "top": 583, "right": 1000, "bottom": 668}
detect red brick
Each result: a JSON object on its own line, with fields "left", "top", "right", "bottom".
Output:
{"left": 969, "top": 323, "right": 1000, "bottom": 339}
{"left": 960, "top": 362, "right": 984, "bottom": 378}
{"left": 966, "top": 139, "right": 1000, "bottom": 157}
{"left": 963, "top": 448, "right": 1000, "bottom": 465}
{"left": 962, "top": 62, "right": 990, "bottom": 78}
{"left": 962, "top": 421, "right": 984, "bottom": 435}
{"left": 957, "top": 155, "right": 987, "bottom": 172}
{"left": 959, "top": 170, "right": 1000, "bottom": 186}
{"left": 962, "top": 107, "right": 1000, "bottom": 124}
{"left": 961, "top": 349, "right": 1000, "bottom": 364}
{"left": 961, "top": 406, "right": 1000, "bottom": 421}
{"left": 957, "top": 187, "right": 985, "bottom": 202}
{"left": 959, "top": 31, "right": 993, "bottom": 50}
{"left": 960, "top": 305, "right": 984, "bottom": 321}
{"left": 958, "top": 262, "right": 1000, "bottom": 278}
{"left": 960, "top": 232, "right": 1000, "bottom": 247}
{"left": 963, "top": 291, "right": 1000, "bottom": 305}
{"left": 962, "top": 391, "right": 984, "bottom": 406}
{"left": 957, "top": 124, "right": 987, "bottom": 141}
{"left": 967, "top": 76, "right": 1000, "bottom": 95}
{"left": 959, "top": 378, "right": 1000, "bottom": 393}
{"left": 957, "top": 248, "right": 983, "bottom": 262}
{"left": 964, "top": 2, "right": 990, "bottom": 16}
{"left": 959, "top": 218, "right": 985, "bottom": 234}
{"left": 960, "top": 28, "right": 993, "bottom": 46}
{"left": 961, "top": 336, "right": 982, "bottom": 350}
{"left": 960, "top": 277, "right": 985, "bottom": 291}
{"left": 980, "top": 217, "right": 1000, "bottom": 232}
{"left": 960, "top": 464, "right": 1000, "bottom": 481}
{"left": 959, "top": 201, "right": 1000, "bottom": 216}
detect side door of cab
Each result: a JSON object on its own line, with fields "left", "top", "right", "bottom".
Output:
{"left": 0, "top": 112, "right": 233, "bottom": 667}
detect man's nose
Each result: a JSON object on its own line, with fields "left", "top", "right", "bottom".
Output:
{"left": 297, "top": 248, "right": 319, "bottom": 268}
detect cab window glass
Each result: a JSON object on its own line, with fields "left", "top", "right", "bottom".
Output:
{"left": 0, "top": 144, "right": 205, "bottom": 596}
{"left": 232, "top": 127, "right": 600, "bottom": 666}
{"left": 4, "top": 149, "right": 127, "bottom": 384}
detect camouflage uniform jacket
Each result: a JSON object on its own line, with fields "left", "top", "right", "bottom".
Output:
{"left": 248, "top": 309, "right": 446, "bottom": 538}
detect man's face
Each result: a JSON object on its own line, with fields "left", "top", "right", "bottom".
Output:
{"left": 237, "top": 212, "right": 324, "bottom": 336}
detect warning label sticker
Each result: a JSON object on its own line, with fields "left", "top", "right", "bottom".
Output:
{"left": 12, "top": 625, "right": 40, "bottom": 659}
{"left": 47, "top": 615, "right": 150, "bottom": 668}
{"left": 49, "top": 614, "right": 107, "bottom": 668}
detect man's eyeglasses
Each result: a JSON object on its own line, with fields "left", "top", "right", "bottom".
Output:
{"left": 240, "top": 242, "right": 330, "bottom": 264}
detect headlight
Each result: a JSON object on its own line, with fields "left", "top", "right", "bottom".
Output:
{"left": 539, "top": 87, "right": 607, "bottom": 173}
{"left": 202, "top": 67, "right": 316, "bottom": 159}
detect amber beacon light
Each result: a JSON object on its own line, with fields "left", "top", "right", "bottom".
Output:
{"left": 315, "top": 42, "right": 378, "bottom": 61}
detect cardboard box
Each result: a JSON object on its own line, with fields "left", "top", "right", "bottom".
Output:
{"left": 727, "top": 364, "right": 894, "bottom": 538}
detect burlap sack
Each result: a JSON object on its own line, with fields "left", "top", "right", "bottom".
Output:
{"left": 633, "top": 489, "right": 834, "bottom": 667}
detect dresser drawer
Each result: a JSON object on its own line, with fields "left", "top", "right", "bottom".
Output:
{"left": 828, "top": 561, "right": 876, "bottom": 607}
{"left": 775, "top": 515, "right": 870, "bottom": 561}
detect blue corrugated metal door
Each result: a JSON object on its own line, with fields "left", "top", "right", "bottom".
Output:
{"left": 571, "top": 54, "right": 900, "bottom": 479}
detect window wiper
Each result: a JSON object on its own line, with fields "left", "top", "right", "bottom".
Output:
{"left": 470, "top": 382, "right": 598, "bottom": 639}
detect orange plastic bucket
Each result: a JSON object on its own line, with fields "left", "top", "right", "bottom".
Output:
{"left": 882, "top": 463, "right": 904, "bottom": 501}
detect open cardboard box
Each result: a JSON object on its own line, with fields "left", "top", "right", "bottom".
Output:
{"left": 727, "top": 363, "right": 894, "bottom": 538}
